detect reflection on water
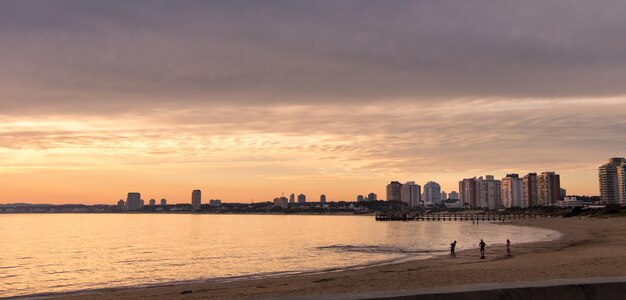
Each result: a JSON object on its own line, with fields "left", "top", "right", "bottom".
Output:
{"left": 0, "top": 214, "right": 560, "bottom": 297}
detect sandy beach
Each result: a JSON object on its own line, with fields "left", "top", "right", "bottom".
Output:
{"left": 46, "top": 216, "right": 626, "bottom": 299}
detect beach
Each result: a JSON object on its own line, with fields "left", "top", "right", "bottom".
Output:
{"left": 46, "top": 216, "right": 626, "bottom": 299}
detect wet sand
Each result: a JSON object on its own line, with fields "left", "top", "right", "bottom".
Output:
{"left": 48, "top": 217, "right": 626, "bottom": 299}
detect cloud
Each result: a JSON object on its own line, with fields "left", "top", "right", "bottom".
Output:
{"left": 1, "top": 1, "right": 626, "bottom": 201}
{"left": 2, "top": 1, "right": 626, "bottom": 115}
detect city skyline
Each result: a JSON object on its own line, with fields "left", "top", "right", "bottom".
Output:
{"left": 0, "top": 166, "right": 610, "bottom": 205}
{"left": 2, "top": 1, "right": 626, "bottom": 204}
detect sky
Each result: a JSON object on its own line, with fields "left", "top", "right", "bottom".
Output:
{"left": 1, "top": 0, "right": 626, "bottom": 204}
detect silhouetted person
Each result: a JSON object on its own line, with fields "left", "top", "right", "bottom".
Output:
{"left": 506, "top": 239, "right": 511, "bottom": 256}
{"left": 450, "top": 240, "right": 457, "bottom": 258}
{"left": 479, "top": 239, "right": 486, "bottom": 259}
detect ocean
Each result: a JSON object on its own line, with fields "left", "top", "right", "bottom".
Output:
{"left": 0, "top": 214, "right": 560, "bottom": 297}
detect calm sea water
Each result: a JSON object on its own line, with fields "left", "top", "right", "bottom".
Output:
{"left": 0, "top": 214, "right": 560, "bottom": 297}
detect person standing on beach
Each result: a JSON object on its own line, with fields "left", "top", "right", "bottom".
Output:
{"left": 506, "top": 239, "right": 511, "bottom": 256}
{"left": 479, "top": 239, "right": 486, "bottom": 258}
{"left": 450, "top": 240, "right": 457, "bottom": 258}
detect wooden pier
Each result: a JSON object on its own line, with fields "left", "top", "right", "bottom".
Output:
{"left": 375, "top": 212, "right": 562, "bottom": 221}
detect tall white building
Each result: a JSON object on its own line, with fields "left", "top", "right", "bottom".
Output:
{"left": 502, "top": 174, "right": 525, "bottom": 208}
{"left": 618, "top": 164, "right": 626, "bottom": 204}
{"left": 538, "top": 172, "right": 561, "bottom": 206}
{"left": 459, "top": 178, "right": 480, "bottom": 208}
{"left": 599, "top": 158, "right": 626, "bottom": 204}
{"left": 480, "top": 175, "right": 501, "bottom": 210}
{"left": 192, "top": 189, "right": 202, "bottom": 209}
{"left": 400, "top": 181, "right": 421, "bottom": 208}
{"left": 423, "top": 181, "right": 442, "bottom": 205}
{"left": 523, "top": 173, "right": 538, "bottom": 207}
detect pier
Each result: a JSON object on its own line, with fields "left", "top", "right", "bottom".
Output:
{"left": 375, "top": 212, "right": 563, "bottom": 221}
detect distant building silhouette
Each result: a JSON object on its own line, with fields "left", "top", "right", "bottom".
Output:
{"left": 449, "top": 191, "right": 459, "bottom": 200}
{"left": 125, "top": 192, "right": 142, "bottom": 211}
{"left": 297, "top": 194, "right": 306, "bottom": 204}
{"left": 273, "top": 196, "right": 288, "bottom": 208}
{"left": 192, "top": 189, "right": 202, "bottom": 209}
{"left": 357, "top": 195, "right": 365, "bottom": 202}
{"left": 117, "top": 199, "right": 125, "bottom": 210}
{"left": 367, "top": 193, "right": 378, "bottom": 202}
{"left": 320, "top": 194, "right": 327, "bottom": 204}
{"left": 160, "top": 198, "right": 167, "bottom": 206}
{"left": 423, "top": 181, "right": 442, "bottom": 205}
{"left": 209, "top": 199, "right": 222, "bottom": 206}
{"left": 289, "top": 193, "right": 295, "bottom": 204}
{"left": 149, "top": 199, "right": 156, "bottom": 206}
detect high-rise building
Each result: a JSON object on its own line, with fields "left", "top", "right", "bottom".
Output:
{"left": 459, "top": 178, "right": 480, "bottom": 208}
{"left": 160, "top": 198, "right": 167, "bottom": 206}
{"left": 400, "top": 181, "right": 421, "bottom": 207}
{"left": 449, "top": 191, "right": 459, "bottom": 200}
{"left": 297, "top": 194, "right": 306, "bottom": 204}
{"left": 423, "top": 181, "right": 442, "bottom": 205}
{"left": 538, "top": 172, "right": 561, "bottom": 205}
{"left": 618, "top": 164, "right": 626, "bottom": 204}
{"left": 386, "top": 181, "right": 402, "bottom": 201}
{"left": 502, "top": 174, "right": 525, "bottom": 208}
{"left": 289, "top": 193, "right": 295, "bottom": 204}
{"left": 149, "top": 199, "right": 156, "bottom": 206}
{"left": 357, "top": 195, "right": 365, "bottom": 202}
{"left": 192, "top": 189, "right": 202, "bottom": 209}
{"left": 441, "top": 191, "right": 448, "bottom": 201}
{"left": 320, "top": 194, "right": 327, "bottom": 204}
{"left": 599, "top": 158, "right": 626, "bottom": 204}
{"left": 523, "top": 173, "right": 538, "bottom": 207}
{"left": 367, "top": 193, "right": 378, "bottom": 202}
{"left": 480, "top": 175, "right": 502, "bottom": 210}
{"left": 125, "top": 192, "right": 142, "bottom": 211}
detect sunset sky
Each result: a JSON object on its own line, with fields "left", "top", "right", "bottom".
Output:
{"left": 2, "top": 1, "right": 626, "bottom": 204}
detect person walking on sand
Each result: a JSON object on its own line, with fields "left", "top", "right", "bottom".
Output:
{"left": 506, "top": 239, "right": 511, "bottom": 256}
{"left": 450, "top": 240, "right": 457, "bottom": 258}
{"left": 479, "top": 239, "right": 486, "bottom": 259}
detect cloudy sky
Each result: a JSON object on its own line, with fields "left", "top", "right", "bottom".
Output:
{"left": 1, "top": 0, "right": 626, "bottom": 204}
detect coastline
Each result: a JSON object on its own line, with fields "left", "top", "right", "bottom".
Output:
{"left": 33, "top": 217, "right": 626, "bottom": 299}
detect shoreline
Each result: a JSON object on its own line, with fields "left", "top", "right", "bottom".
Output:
{"left": 25, "top": 217, "right": 626, "bottom": 299}
{"left": 19, "top": 218, "right": 600, "bottom": 299}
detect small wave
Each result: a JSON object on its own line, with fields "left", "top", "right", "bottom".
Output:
{"left": 316, "top": 244, "right": 436, "bottom": 255}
